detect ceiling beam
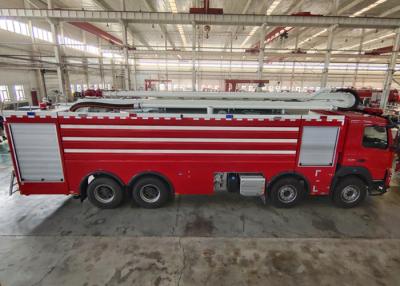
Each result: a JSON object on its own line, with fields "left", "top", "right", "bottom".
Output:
{"left": 223, "top": 0, "right": 254, "bottom": 50}
{"left": 301, "top": 6, "right": 400, "bottom": 50}
{"left": 271, "top": 0, "right": 372, "bottom": 50}
{"left": 92, "top": 0, "right": 113, "bottom": 11}
{"left": 142, "top": 0, "right": 175, "bottom": 49}
{"left": 1, "top": 9, "right": 400, "bottom": 28}
{"left": 248, "top": 0, "right": 306, "bottom": 49}
{"left": 92, "top": 0, "right": 152, "bottom": 49}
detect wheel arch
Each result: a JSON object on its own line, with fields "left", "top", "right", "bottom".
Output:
{"left": 330, "top": 166, "right": 373, "bottom": 194}
{"left": 79, "top": 170, "right": 125, "bottom": 201}
{"left": 267, "top": 171, "right": 310, "bottom": 195}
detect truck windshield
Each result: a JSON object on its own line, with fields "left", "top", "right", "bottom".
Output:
{"left": 363, "top": 126, "right": 388, "bottom": 149}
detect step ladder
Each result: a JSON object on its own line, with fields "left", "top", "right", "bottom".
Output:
{"left": 9, "top": 170, "right": 18, "bottom": 196}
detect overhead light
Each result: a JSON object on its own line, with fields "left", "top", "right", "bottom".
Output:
{"left": 338, "top": 32, "right": 395, "bottom": 51}
{"left": 240, "top": 26, "right": 259, "bottom": 48}
{"left": 168, "top": 0, "right": 178, "bottom": 13}
{"left": 239, "top": 0, "right": 282, "bottom": 48}
{"left": 350, "top": 0, "right": 387, "bottom": 17}
{"left": 177, "top": 25, "right": 188, "bottom": 46}
{"left": 298, "top": 29, "right": 327, "bottom": 46}
{"left": 266, "top": 0, "right": 282, "bottom": 15}
{"left": 168, "top": 0, "right": 188, "bottom": 47}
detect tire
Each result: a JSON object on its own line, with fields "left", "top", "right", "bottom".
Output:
{"left": 333, "top": 176, "right": 367, "bottom": 208}
{"left": 269, "top": 177, "right": 304, "bottom": 208}
{"left": 132, "top": 177, "right": 170, "bottom": 208}
{"left": 87, "top": 177, "right": 125, "bottom": 209}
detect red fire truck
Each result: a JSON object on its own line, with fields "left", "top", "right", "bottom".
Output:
{"left": 4, "top": 90, "right": 398, "bottom": 209}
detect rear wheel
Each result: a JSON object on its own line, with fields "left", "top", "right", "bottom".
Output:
{"left": 132, "top": 177, "right": 170, "bottom": 208}
{"left": 269, "top": 177, "right": 304, "bottom": 208}
{"left": 87, "top": 177, "right": 125, "bottom": 209}
{"left": 333, "top": 176, "right": 367, "bottom": 208}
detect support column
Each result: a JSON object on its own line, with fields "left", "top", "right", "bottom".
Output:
{"left": 82, "top": 31, "right": 89, "bottom": 87}
{"left": 229, "top": 31, "right": 232, "bottom": 80}
{"left": 24, "top": 0, "right": 46, "bottom": 101}
{"left": 98, "top": 38, "right": 105, "bottom": 88}
{"left": 59, "top": 22, "right": 71, "bottom": 100}
{"left": 121, "top": 0, "right": 130, "bottom": 90}
{"left": 380, "top": 27, "right": 400, "bottom": 109}
{"left": 28, "top": 20, "right": 46, "bottom": 100}
{"left": 290, "top": 32, "right": 300, "bottom": 91}
{"left": 257, "top": 24, "right": 266, "bottom": 82}
{"left": 164, "top": 36, "right": 168, "bottom": 90}
{"left": 192, "top": 22, "right": 197, "bottom": 91}
{"left": 321, "top": 25, "right": 336, "bottom": 88}
{"left": 111, "top": 58, "right": 116, "bottom": 89}
{"left": 49, "top": 19, "right": 68, "bottom": 102}
{"left": 352, "top": 28, "right": 365, "bottom": 88}
{"left": 121, "top": 21, "right": 131, "bottom": 90}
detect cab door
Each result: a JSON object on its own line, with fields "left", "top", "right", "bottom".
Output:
{"left": 358, "top": 125, "right": 393, "bottom": 179}
{"left": 343, "top": 123, "right": 392, "bottom": 180}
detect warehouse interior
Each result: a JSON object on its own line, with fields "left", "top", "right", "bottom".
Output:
{"left": 0, "top": 0, "right": 400, "bottom": 285}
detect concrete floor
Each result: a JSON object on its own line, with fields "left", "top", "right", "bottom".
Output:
{"left": 0, "top": 142, "right": 399, "bottom": 285}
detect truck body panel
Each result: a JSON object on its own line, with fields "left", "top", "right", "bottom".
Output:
{"left": 4, "top": 110, "right": 393, "bottom": 199}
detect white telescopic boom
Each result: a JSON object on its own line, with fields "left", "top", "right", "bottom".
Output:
{"left": 79, "top": 89, "right": 358, "bottom": 111}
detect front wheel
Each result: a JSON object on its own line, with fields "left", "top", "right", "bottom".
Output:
{"left": 269, "top": 177, "right": 304, "bottom": 208}
{"left": 333, "top": 176, "right": 367, "bottom": 208}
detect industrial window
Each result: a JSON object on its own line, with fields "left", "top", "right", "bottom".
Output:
{"left": 86, "top": 45, "right": 99, "bottom": 55}
{"left": 70, "top": 84, "right": 75, "bottom": 93}
{"left": 13, "top": 21, "right": 21, "bottom": 34}
{"left": 0, "top": 20, "right": 30, "bottom": 36}
{"left": 20, "top": 22, "right": 29, "bottom": 36}
{"left": 0, "top": 20, "right": 6, "bottom": 30}
{"left": 6, "top": 20, "right": 14, "bottom": 32}
{"left": 14, "top": 85, "right": 26, "bottom": 101}
{"left": 363, "top": 126, "right": 388, "bottom": 149}
{"left": 33, "top": 27, "right": 53, "bottom": 43}
{"left": 76, "top": 84, "right": 82, "bottom": 92}
{"left": 0, "top": 20, "right": 101, "bottom": 56}
{"left": 83, "top": 84, "right": 88, "bottom": 91}
{"left": 0, "top": 85, "right": 11, "bottom": 102}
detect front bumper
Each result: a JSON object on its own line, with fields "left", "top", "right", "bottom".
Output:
{"left": 369, "top": 180, "right": 387, "bottom": 196}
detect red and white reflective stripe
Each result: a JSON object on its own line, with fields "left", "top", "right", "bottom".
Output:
{"left": 60, "top": 124, "right": 299, "bottom": 132}
{"left": 63, "top": 149, "right": 296, "bottom": 155}
{"left": 62, "top": 137, "right": 298, "bottom": 143}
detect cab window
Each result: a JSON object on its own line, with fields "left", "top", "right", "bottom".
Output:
{"left": 363, "top": 126, "right": 388, "bottom": 149}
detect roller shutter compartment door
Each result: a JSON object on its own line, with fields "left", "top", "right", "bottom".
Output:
{"left": 10, "top": 123, "right": 64, "bottom": 182}
{"left": 299, "top": 126, "right": 339, "bottom": 166}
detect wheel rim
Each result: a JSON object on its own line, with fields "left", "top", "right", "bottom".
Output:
{"left": 93, "top": 184, "right": 115, "bottom": 204}
{"left": 277, "top": 185, "right": 297, "bottom": 203}
{"left": 341, "top": 185, "right": 361, "bottom": 203}
{"left": 139, "top": 184, "right": 161, "bottom": 203}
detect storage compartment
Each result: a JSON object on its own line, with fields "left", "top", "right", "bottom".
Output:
{"left": 239, "top": 174, "right": 265, "bottom": 196}
{"left": 298, "top": 126, "right": 339, "bottom": 166}
{"left": 9, "top": 123, "right": 64, "bottom": 182}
